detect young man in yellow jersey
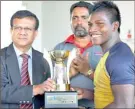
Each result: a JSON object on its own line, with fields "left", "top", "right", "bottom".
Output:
{"left": 87, "top": 1, "right": 135, "bottom": 108}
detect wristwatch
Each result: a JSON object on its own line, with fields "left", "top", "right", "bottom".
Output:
{"left": 87, "top": 69, "right": 93, "bottom": 76}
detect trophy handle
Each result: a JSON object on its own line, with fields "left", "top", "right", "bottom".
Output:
{"left": 49, "top": 51, "right": 56, "bottom": 61}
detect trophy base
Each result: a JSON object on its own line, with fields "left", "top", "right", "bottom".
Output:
{"left": 56, "top": 84, "right": 70, "bottom": 91}
{"left": 44, "top": 91, "right": 78, "bottom": 108}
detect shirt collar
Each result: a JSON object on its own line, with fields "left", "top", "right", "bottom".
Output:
{"left": 13, "top": 44, "right": 32, "bottom": 58}
{"left": 65, "top": 34, "right": 75, "bottom": 44}
{"left": 65, "top": 34, "right": 93, "bottom": 49}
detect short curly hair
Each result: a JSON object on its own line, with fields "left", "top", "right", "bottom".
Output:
{"left": 70, "top": 1, "right": 93, "bottom": 15}
{"left": 92, "top": 1, "right": 121, "bottom": 33}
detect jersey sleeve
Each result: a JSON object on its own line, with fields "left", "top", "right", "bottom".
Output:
{"left": 106, "top": 51, "right": 135, "bottom": 85}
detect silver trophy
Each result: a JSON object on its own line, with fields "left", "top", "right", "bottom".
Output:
{"left": 44, "top": 49, "right": 78, "bottom": 108}
{"left": 49, "top": 50, "right": 70, "bottom": 91}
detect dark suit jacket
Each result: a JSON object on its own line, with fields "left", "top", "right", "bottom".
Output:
{"left": 0, "top": 43, "right": 50, "bottom": 109}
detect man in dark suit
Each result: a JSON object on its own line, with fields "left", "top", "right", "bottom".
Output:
{"left": 1, "top": 10, "right": 56, "bottom": 109}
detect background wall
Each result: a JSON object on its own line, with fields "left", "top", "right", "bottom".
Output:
{"left": 1, "top": 1, "right": 134, "bottom": 52}
{"left": 1, "top": 1, "right": 25, "bottom": 49}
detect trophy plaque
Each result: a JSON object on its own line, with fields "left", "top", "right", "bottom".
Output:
{"left": 44, "top": 50, "right": 78, "bottom": 108}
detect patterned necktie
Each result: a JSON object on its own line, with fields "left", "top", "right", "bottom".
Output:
{"left": 20, "top": 54, "right": 33, "bottom": 109}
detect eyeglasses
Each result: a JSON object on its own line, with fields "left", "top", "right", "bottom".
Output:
{"left": 12, "top": 26, "right": 35, "bottom": 33}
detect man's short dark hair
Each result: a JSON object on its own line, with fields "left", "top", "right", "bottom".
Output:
{"left": 92, "top": 1, "right": 121, "bottom": 33}
{"left": 70, "top": 1, "right": 93, "bottom": 15}
{"left": 10, "top": 10, "right": 39, "bottom": 30}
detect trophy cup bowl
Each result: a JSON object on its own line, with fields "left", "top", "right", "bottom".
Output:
{"left": 49, "top": 50, "right": 69, "bottom": 63}
{"left": 49, "top": 50, "right": 70, "bottom": 91}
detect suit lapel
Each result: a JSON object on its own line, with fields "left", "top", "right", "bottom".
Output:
{"left": 32, "top": 49, "right": 43, "bottom": 85}
{"left": 6, "top": 44, "right": 21, "bottom": 84}
{"left": 32, "top": 50, "right": 37, "bottom": 85}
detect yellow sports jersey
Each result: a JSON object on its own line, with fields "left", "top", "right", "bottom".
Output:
{"left": 94, "top": 42, "right": 135, "bottom": 108}
{"left": 94, "top": 51, "right": 114, "bottom": 108}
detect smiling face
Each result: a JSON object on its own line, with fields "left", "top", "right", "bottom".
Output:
{"left": 71, "top": 7, "right": 90, "bottom": 37}
{"left": 11, "top": 17, "right": 37, "bottom": 50}
{"left": 88, "top": 11, "right": 114, "bottom": 45}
